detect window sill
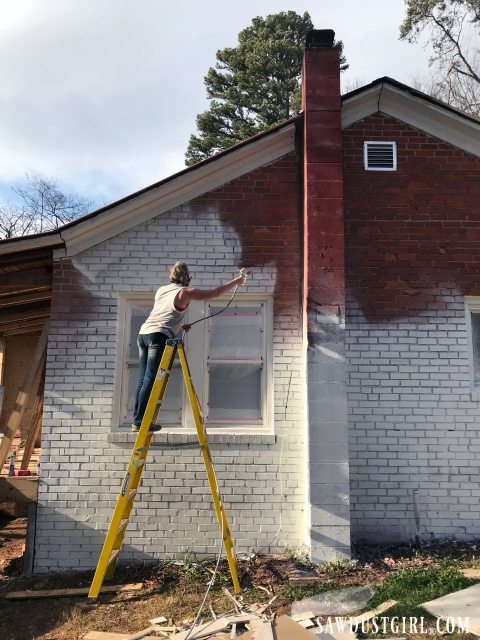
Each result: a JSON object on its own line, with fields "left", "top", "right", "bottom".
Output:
{"left": 108, "top": 431, "right": 276, "bottom": 446}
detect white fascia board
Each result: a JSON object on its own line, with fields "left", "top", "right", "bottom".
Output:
{"left": 62, "top": 124, "right": 296, "bottom": 257}
{"left": 342, "top": 84, "right": 382, "bottom": 128}
{"left": 342, "top": 82, "right": 480, "bottom": 158}
{"left": 0, "top": 233, "right": 63, "bottom": 257}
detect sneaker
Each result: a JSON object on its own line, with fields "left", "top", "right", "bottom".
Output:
{"left": 131, "top": 423, "right": 162, "bottom": 433}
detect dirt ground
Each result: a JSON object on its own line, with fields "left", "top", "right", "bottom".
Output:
{"left": 1, "top": 510, "right": 480, "bottom": 640}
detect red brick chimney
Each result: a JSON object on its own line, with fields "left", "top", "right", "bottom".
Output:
{"left": 303, "top": 29, "right": 344, "bottom": 322}
{"left": 302, "top": 30, "right": 350, "bottom": 563}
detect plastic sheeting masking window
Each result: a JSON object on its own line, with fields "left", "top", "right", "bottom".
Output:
{"left": 206, "top": 304, "right": 264, "bottom": 423}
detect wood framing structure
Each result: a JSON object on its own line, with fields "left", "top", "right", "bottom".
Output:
{"left": 0, "top": 246, "right": 53, "bottom": 336}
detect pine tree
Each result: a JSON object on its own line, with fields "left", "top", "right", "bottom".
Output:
{"left": 186, "top": 11, "right": 347, "bottom": 165}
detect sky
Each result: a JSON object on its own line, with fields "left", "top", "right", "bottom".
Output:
{"left": 0, "top": 1, "right": 434, "bottom": 209}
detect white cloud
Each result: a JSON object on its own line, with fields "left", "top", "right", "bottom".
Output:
{"left": 0, "top": 0, "right": 432, "bottom": 204}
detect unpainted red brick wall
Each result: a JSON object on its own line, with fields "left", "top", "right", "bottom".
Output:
{"left": 51, "top": 153, "right": 302, "bottom": 325}
{"left": 343, "top": 114, "right": 480, "bottom": 320}
{"left": 193, "top": 151, "right": 302, "bottom": 320}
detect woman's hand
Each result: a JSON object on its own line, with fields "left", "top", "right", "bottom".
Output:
{"left": 181, "top": 323, "right": 191, "bottom": 333}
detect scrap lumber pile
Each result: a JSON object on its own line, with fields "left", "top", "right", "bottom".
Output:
{"left": 82, "top": 591, "right": 322, "bottom": 640}
{"left": 83, "top": 614, "right": 322, "bottom": 640}
{"left": 80, "top": 583, "right": 404, "bottom": 640}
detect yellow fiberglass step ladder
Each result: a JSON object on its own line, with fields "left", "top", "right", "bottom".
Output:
{"left": 88, "top": 337, "right": 241, "bottom": 598}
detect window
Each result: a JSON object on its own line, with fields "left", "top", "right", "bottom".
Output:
{"left": 363, "top": 141, "right": 397, "bottom": 171}
{"left": 465, "top": 297, "right": 480, "bottom": 390}
{"left": 115, "top": 294, "right": 272, "bottom": 432}
{"left": 206, "top": 301, "right": 266, "bottom": 424}
{"left": 116, "top": 295, "right": 183, "bottom": 428}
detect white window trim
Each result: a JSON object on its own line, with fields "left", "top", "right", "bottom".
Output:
{"left": 201, "top": 294, "right": 273, "bottom": 434}
{"left": 464, "top": 297, "right": 480, "bottom": 398}
{"left": 114, "top": 292, "right": 273, "bottom": 434}
{"left": 363, "top": 140, "right": 397, "bottom": 171}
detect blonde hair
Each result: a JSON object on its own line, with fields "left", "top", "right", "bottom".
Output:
{"left": 169, "top": 261, "right": 191, "bottom": 286}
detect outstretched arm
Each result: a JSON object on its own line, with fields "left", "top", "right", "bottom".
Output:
{"left": 177, "top": 273, "right": 246, "bottom": 306}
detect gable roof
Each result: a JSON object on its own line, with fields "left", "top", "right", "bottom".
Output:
{"left": 1, "top": 76, "right": 479, "bottom": 258}
{"left": 0, "top": 118, "right": 298, "bottom": 257}
{"left": 342, "top": 76, "right": 480, "bottom": 158}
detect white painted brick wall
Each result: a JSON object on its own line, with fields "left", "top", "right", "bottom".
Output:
{"left": 36, "top": 205, "right": 305, "bottom": 571}
{"left": 347, "top": 290, "right": 480, "bottom": 542}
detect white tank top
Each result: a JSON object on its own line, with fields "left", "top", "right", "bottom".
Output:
{"left": 139, "top": 283, "right": 188, "bottom": 338}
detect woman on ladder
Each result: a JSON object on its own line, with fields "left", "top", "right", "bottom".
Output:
{"left": 132, "top": 261, "right": 246, "bottom": 431}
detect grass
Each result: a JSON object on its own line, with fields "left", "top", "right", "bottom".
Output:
{"left": 2, "top": 532, "right": 480, "bottom": 640}
{"left": 278, "top": 557, "right": 479, "bottom": 638}
{"left": 368, "top": 560, "right": 476, "bottom": 617}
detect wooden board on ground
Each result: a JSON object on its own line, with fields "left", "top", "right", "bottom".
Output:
{"left": 421, "top": 583, "right": 480, "bottom": 635}
{"left": 84, "top": 634, "right": 131, "bottom": 640}
{"left": 124, "top": 626, "right": 160, "bottom": 640}
{"left": 6, "top": 582, "right": 142, "bottom": 599}
{"left": 84, "top": 635, "right": 158, "bottom": 640}
{"left": 315, "top": 631, "right": 356, "bottom": 640}
{"left": 288, "top": 570, "right": 321, "bottom": 586}
{"left": 462, "top": 568, "right": 480, "bottom": 579}
{"left": 350, "top": 599, "right": 397, "bottom": 625}
{"left": 170, "top": 614, "right": 257, "bottom": 640}
{"left": 297, "top": 619, "right": 315, "bottom": 628}
{"left": 170, "top": 618, "right": 230, "bottom": 640}
{"left": 249, "top": 619, "right": 274, "bottom": 640}
{"left": 235, "top": 616, "right": 319, "bottom": 640}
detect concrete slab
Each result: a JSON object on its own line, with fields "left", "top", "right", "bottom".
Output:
{"left": 421, "top": 583, "right": 480, "bottom": 635}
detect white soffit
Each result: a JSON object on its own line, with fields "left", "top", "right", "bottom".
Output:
{"left": 61, "top": 124, "right": 296, "bottom": 256}
{"left": 342, "top": 82, "right": 480, "bottom": 159}
{"left": 0, "top": 234, "right": 62, "bottom": 256}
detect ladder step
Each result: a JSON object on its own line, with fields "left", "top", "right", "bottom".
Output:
{"left": 107, "top": 549, "right": 120, "bottom": 568}
{"left": 127, "top": 489, "right": 137, "bottom": 502}
{"left": 117, "top": 519, "right": 129, "bottom": 535}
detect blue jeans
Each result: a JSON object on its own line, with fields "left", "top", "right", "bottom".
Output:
{"left": 133, "top": 332, "right": 169, "bottom": 427}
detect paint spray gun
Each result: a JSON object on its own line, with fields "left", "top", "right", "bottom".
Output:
{"left": 238, "top": 267, "right": 251, "bottom": 282}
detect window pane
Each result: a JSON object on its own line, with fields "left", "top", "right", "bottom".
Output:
{"left": 208, "top": 363, "right": 261, "bottom": 420}
{"left": 125, "top": 363, "right": 182, "bottom": 425}
{"left": 208, "top": 307, "right": 262, "bottom": 359}
{"left": 472, "top": 312, "right": 480, "bottom": 386}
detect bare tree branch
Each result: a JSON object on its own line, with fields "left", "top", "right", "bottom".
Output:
{"left": 400, "top": 0, "right": 480, "bottom": 117}
{"left": 0, "top": 174, "right": 95, "bottom": 239}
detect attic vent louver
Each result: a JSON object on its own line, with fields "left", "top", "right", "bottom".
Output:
{"left": 364, "top": 141, "right": 397, "bottom": 171}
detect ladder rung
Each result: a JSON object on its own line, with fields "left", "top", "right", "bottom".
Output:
{"left": 117, "top": 519, "right": 129, "bottom": 535}
{"left": 137, "top": 459, "right": 145, "bottom": 468}
{"left": 127, "top": 489, "right": 137, "bottom": 502}
{"left": 107, "top": 549, "right": 120, "bottom": 568}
